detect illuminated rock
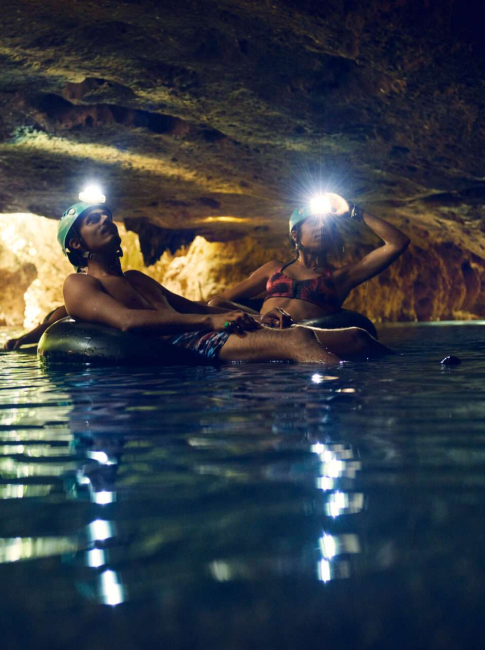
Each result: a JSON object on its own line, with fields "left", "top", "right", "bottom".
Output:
{"left": 0, "top": 0, "right": 484, "bottom": 270}
{"left": 1, "top": 2, "right": 485, "bottom": 323}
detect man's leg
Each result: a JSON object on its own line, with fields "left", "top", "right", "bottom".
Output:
{"left": 219, "top": 326, "right": 340, "bottom": 364}
{"left": 298, "top": 326, "right": 394, "bottom": 359}
{"left": 208, "top": 296, "right": 259, "bottom": 314}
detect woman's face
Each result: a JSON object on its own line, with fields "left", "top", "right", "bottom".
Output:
{"left": 295, "top": 215, "right": 327, "bottom": 252}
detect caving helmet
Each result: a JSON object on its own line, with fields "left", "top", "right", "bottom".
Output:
{"left": 289, "top": 205, "right": 313, "bottom": 233}
{"left": 57, "top": 202, "right": 112, "bottom": 256}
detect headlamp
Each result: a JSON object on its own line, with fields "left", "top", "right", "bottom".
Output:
{"left": 79, "top": 184, "right": 106, "bottom": 204}
{"left": 310, "top": 195, "right": 332, "bottom": 215}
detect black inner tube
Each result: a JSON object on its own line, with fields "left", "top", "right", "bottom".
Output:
{"left": 237, "top": 300, "right": 377, "bottom": 338}
{"left": 38, "top": 310, "right": 377, "bottom": 366}
{"left": 38, "top": 318, "right": 212, "bottom": 366}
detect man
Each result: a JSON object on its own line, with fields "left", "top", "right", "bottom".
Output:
{"left": 58, "top": 201, "right": 340, "bottom": 364}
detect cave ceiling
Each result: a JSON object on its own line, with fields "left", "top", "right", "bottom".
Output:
{"left": 1, "top": 0, "right": 485, "bottom": 253}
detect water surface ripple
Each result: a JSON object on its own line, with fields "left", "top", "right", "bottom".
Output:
{"left": 1, "top": 323, "right": 485, "bottom": 649}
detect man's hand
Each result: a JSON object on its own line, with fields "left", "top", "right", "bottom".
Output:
{"left": 4, "top": 337, "right": 23, "bottom": 351}
{"left": 209, "top": 311, "right": 261, "bottom": 333}
{"left": 260, "top": 308, "right": 293, "bottom": 329}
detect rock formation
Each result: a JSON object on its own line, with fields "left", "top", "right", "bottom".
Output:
{"left": 1, "top": 0, "right": 485, "bottom": 323}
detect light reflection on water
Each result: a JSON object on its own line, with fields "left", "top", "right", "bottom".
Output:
{"left": 2, "top": 323, "right": 485, "bottom": 644}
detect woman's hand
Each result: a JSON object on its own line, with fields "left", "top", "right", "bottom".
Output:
{"left": 4, "top": 337, "right": 23, "bottom": 351}
{"left": 324, "top": 192, "right": 351, "bottom": 216}
{"left": 209, "top": 311, "right": 261, "bottom": 333}
{"left": 260, "top": 308, "right": 294, "bottom": 329}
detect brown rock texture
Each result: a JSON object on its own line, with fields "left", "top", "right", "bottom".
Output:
{"left": 1, "top": 0, "right": 485, "bottom": 320}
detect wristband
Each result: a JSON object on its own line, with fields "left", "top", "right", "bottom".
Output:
{"left": 347, "top": 201, "right": 364, "bottom": 223}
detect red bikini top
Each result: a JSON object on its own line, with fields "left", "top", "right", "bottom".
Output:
{"left": 265, "top": 261, "right": 340, "bottom": 312}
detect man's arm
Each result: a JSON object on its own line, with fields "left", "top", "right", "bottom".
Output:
{"left": 125, "top": 269, "right": 249, "bottom": 315}
{"left": 63, "top": 274, "right": 257, "bottom": 335}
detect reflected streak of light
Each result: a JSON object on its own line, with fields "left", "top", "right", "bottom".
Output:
{"left": 318, "top": 559, "right": 331, "bottom": 583}
{"left": 327, "top": 491, "right": 347, "bottom": 518}
{"left": 93, "top": 491, "right": 115, "bottom": 505}
{"left": 210, "top": 561, "right": 232, "bottom": 582}
{"left": 88, "top": 519, "right": 114, "bottom": 542}
{"left": 0, "top": 457, "right": 78, "bottom": 478}
{"left": 100, "top": 570, "right": 125, "bottom": 606}
{"left": 326, "top": 492, "right": 364, "bottom": 517}
{"left": 0, "top": 483, "right": 52, "bottom": 499}
{"left": 319, "top": 533, "right": 361, "bottom": 560}
{"left": 312, "top": 444, "right": 361, "bottom": 480}
{"left": 322, "top": 459, "right": 345, "bottom": 478}
{"left": 77, "top": 471, "right": 91, "bottom": 486}
{"left": 316, "top": 477, "right": 334, "bottom": 491}
{"left": 87, "top": 548, "right": 106, "bottom": 568}
{"left": 311, "top": 443, "right": 326, "bottom": 455}
{"left": 319, "top": 534, "right": 337, "bottom": 559}
{"left": 0, "top": 536, "right": 78, "bottom": 563}
{"left": 317, "top": 534, "right": 361, "bottom": 583}
{"left": 87, "top": 451, "right": 115, "bottom": 466}
{"left": 311, "top": 374, "right": 338, "bottom": 384}
{"left": 320, "top": 460, "right": 361, "bottom": 479}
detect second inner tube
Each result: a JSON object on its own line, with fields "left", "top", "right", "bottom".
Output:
{"left": 301, "top": 309, "right": 378, "bottom": 338}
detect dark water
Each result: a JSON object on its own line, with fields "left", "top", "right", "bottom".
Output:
{"left": 1, "top": 323, "right": 485, "bottom": 649}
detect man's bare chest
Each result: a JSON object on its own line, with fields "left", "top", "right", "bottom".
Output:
{"left": 99, "top": 277, "right": 155, "bottom": 310}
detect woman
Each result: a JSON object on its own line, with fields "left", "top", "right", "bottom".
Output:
{"left": 210, "top": 192, "right": 410, "bottom": 358}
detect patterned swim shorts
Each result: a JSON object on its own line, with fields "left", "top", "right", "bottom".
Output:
{"left": 167, "top": 330, "right": 230, "bottom": 360}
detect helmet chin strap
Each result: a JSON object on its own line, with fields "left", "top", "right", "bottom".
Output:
{"left": 70, "top": 224, "right": 123, "bottom": 263}
{"left": 84, "top": 247, "right": 123, "bottom": 262}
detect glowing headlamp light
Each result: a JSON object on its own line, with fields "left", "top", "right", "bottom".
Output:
{"left": 310, "top": 195, "right": 332, "bottom": 215}
{"left": 79, "top": 184, "right": 106, "bottom": 204}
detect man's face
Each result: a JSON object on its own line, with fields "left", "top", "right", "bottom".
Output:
{"left": 76, "top": 208, "right": 121, "bottom": 253}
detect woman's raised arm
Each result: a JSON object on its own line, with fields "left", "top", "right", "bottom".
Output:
{"left": 333, "top": 209, "right": 410, "bottom": 301}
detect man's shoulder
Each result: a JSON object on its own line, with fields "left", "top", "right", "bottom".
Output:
{"left": 63, "top": 273, "right": 101, "bottom": 292}
{"left": 124, "top": 269, "right": 164, "bottom": 290}
{"left": 64, "top": 272, "right": 100, "bottom": 284}
{"left": 124, "top": 269, "right": 147, "bottom": 280}
{"left": 124, "top": 269, "right": 155, "bottom": 286}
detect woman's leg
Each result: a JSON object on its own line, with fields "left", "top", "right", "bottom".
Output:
{"left": 219, "top": 326, "right": 340, "bottom": 364}
{"left": 297, "top": 326, "right": 394, "bottom": 360}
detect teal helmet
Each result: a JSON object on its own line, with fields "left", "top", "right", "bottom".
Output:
{"left": 289, "top": 205, "right": 313, "bottom": 233}
{"left": 58, "top": 202, "right": 112, "bottom": 255}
